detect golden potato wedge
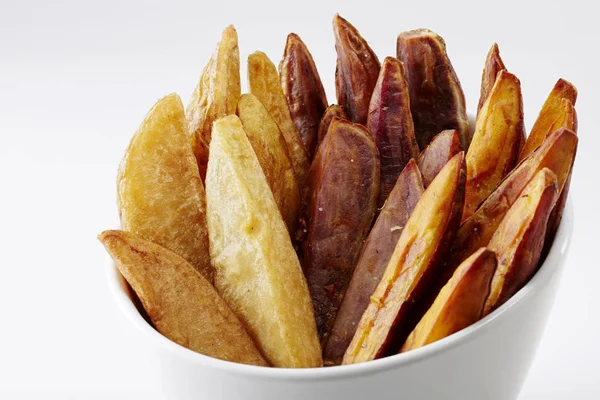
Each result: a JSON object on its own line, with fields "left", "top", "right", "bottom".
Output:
{"left": 343, "top": 152, "right": 466, "bottom": 364}
{"left": 324, "top": 159, "right": 424, "bottom": 365}
{"left": 248, "top": 51, "right": 310, "bottom": 185}
{"left": 477, "top": 43, "right": 506, "bottom": 115}
{"left": 401, "top": 248, "right": 497, "bottom": 352}
{"left": 463, "top": 70, "right": 525, "bottom": 221}
{"left": 236, "top": 94, "right": 300, "bottom": 232}
{"left": 186, "top": 25, "right": 240, "bottom": 180}
{"left": 317, "top": 104, "right": 347, "bottom": 146}
{"left": 519, "top": 79, "right": 578, "bottom": 161}
{"left": 117, "top": 94, "right": 214, "bottom": 282}
{"left": 483, "top": 168, "right": 559, "bottom": 314}
{"left": 205, "top": 115, "right": 321, "bottom": 368}
{"left": 99, "top": 230, "right": 268, "bottom": 366}
{"left": 449, "top": 128, "right": 577, "bottom": 270}
{"left": 417, "top": 129, "right": 462, "bottom": 188}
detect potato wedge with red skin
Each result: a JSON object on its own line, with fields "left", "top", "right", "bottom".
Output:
{"left": 317, "top": 104, "right": 347, "bottom": 146}
{"left": 333, "top": 14, "right": 381, "bottom": 125}
{"left": 483, "top": 169, "right": 559, "bottom": 315}
{"left": 367, "top": 57, "right": 419, "bottom": 207}
{"left": 401, "top": 248, "right": 497, "bottom": 352}
{"left": 324, "top": 159, "right": 424, "bottom": 365}
{"left": 236, "top": 94, "right": 300, "bottom": 233}
{"left": 343, "top": 152, "right": 466, "bottom": 364}
{"left": 397, "top": 29, "right": 470, "bottom": 150}
{"left": 449, "top": 128, "right": 577, "bottom": 270}
{"left": 519, "top": 79, "right": 578, "bottom": 161}
{"left": 280, "top": 33, "right": 328, "bottom": 160}
{"left": 417, "top": 129, "right": 462, "bottom": 188}
{"left": 463, "top": 70, "right": 525, "bottom": 221}
{"left": 186, "top": 25, "right": 240, "bottom": 181}
{"left": 99, "top": 230, "right": 268, "bottom": 367}
{"left": 477, "top": 43, "right": 506, "bottom": 115}
{"left": 118, "top": 94, "right": 214, "bottom": 282}
{"left": 248, "top": 51, "right": 310, "bottom": 186}
{"left": 302, "top": 118, "right": 380, "bottom": 343}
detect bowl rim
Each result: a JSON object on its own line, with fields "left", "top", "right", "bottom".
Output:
{"left": 105, "top": 201, "right": 573, "bottom": 381}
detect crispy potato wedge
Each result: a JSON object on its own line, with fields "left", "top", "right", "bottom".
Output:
{"left": 117, "top": 94, "right": 214, "bottom": 282}
{"left": 397, "top": 29, "right": 470, "bottom": 150}
{"left": 463, "top": 70, "right": 525, "bottom": 221}
{"left": 343, "top": 152, "right": 466, "bottom": 364}
{"left": 302, "top": 118, "right": 380, "bottom": 342}
{"left": 401, "top": 248, "right": 496, "bottom": 352}
{"left": 417, "top": 129, "right": 462, "bottom": 187}
{"left": 367, "top": 57, "right": 419, "bottom": 207}
{"left": 186, "top": 26, "right": 240, "bottom": 180}
{"left": 205, "top": 115, "right": 321, "bottom": 368}
{"left": 483, "top": 168, "right": 559, "bottom": 314}
{"left": 324, "top": 160, "right": 424, "bottom": 365}
{"left": 236, "top": 94, "right": 300, "bottom": 232}
{"left": 280, "top": 33, "right": 328, "bottom": 160}
{"left": 248, "top": 51, "right": 310, "bottom": 186}
{"left": 317, "top": 104, "right": 347, "bottom": 146}
{"left": 99, "top": 230, "right": 268, "bottom": 366}
{"left": 333, "top": 14, "right": 381, "bottom": 125}
{"left": 519, "top": 79, "right": 578, "bottom": 161}
{"left": 477, "top": 43, "right": 506, "bottom": 115}
{"left": 449, "top": 128, "right": 577, "bottom": 271}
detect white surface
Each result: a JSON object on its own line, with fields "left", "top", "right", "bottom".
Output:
{"left": 0, "top": 0, "right": 598, "bottom": 398}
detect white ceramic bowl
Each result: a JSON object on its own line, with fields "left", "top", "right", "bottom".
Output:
{"left": 106, "top": 201, "right": 573, "bottom": 400}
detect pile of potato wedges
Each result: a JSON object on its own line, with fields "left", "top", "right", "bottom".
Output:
{"left": 100, "top": 14, "right": 579, "bottom": 368}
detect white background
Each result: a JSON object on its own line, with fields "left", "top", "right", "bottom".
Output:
{"left": 1, "top": 0, "right": 598, "bottom": 398}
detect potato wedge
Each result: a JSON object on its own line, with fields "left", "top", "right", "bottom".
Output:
{"left": 205, "top": 115, "right": 321, "bottom": 368}
{"left": 99, "top": 230, "right": 268, "bottom": 366}
{"left": 280, "top": 33, "right": 328, "bottom": 160}
{"left": 333, "top": 14, "right": 381, "bottom": 125}
{"left": 236, "top": 94, "right": 300, "bottom": 232}
{"left": 519, "top": 79, "right": 578, "bottom": 161}
{"left": 343, "top": 152, "right": 466, "bottom": 364}
{"left": 397, "top": 29, "right": 470, "bottom": 150}
{"left": 401, "top": 248, "right": 497, "bottom": 352}
{"left": 248, "top": 51, "right": 310, "bottom": 185}
{"left": 367, "top": 57, "right": 419, "bottom": 207}
{"left": 483, "top": 168, "right": 559, "bottom": 314}
{"left": 449, "top": 128, "right": 577, "bottom": 271}
{"left": 324, "top": 159, "right": 424, "bottom": 365}
{"left": 117, "top": 94, "right": 214, "bottom": 282}
{"left": 186, "top": 25, "right": 240, "bottom": 180}
{"left": 417, "top": 129, "right": 462, "bottom": 187}
{"left": 317, "top": 104, "right": 347, "bottom": 146}
{"left": 463, "top": 70, "right": 525, "bottom": 221}
{"left": 477, "top": 43, "right": 506, "bottom": 115}
{"left": 302, "top": 118, "right": 380, "bottom": 342}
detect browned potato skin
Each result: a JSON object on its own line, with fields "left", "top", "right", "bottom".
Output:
{"left": 477, "top": 43, "right": 506, "bottom": 115}
{"left": 99, "top": 230, "right": 268, "bottom": 367}
{"left": 333, "top": 14, "right": 381, "bottom": 125}
{"left": 483, "top": 169, "right": 559, "bottom": 315}
{"left": 324, "top": 160, "right": 424, "bottom": 365}
{"left": 186, "top": 26, "right": 240, "bottom": 180}
{"left": 463, "top": 70, "right": 525, "bottom": 221}
{"left": 248, "top": 51, "right": 310, "bottom": 186}
{"left": 449, "top": 128, "right": 578, "bottom": 270}
{"left": 317, "top": 104, "right": 347, "bottom": 146}
{"left": 280, "top": 33, "right": 328, "bottom": 160}
{"left": 401, "top": 248, "right": 497, "bottom": 352}
{"left": 397, "top": 29, "right": 470, "bottom": 151}
{"left": 417, "top": 129, "right": 462, "bottom": 187}
{"left": 519, "top": 79, "right": 578, "bottom": 161}
{"left": 343, "top": 152, "right": 466, "bottom": 364}
{"left": 302, "top": 118, "right": 380, "bottom": 343}
{"left": 367, "top": 57, "right": 420, "bottom": 207}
